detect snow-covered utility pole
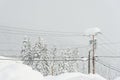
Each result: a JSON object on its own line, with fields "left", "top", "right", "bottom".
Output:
{"left": 88, "top": 36, "right": 96, "bottom": 74}
{"left": 85, "top": 27, "right": 101, "bottom": 74}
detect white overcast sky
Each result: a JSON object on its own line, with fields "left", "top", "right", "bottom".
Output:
{"left": 0, "top": 0, "right": 120, "bottom": 56}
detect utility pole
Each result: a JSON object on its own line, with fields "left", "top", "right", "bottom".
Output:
{"left": 88, "top": 35, "right": 96, "bottom": 74}
{"left": 86, "top": 27, "right": 101, "bottom": 74}
{"left": 92, "top": 35, "right": 95, "bottom": 74}
{"left": 88, "top": 51, "right": 91, "bottom": 74}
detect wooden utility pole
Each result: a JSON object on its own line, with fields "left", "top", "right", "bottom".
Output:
{"left": 92, "top": 35, "right": 95, "bottom": 74}
{"left": 87, "top": 27, "right": 101, "bottom": 74}
{"left": 88, "top": 51, "right": 91, "bottom": 74}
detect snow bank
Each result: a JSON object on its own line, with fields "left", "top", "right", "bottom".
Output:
{"left": 0, "top": 56, "right": 107, "bottom": 80}
{"left": 0, "top": 57, "right": 44, "bottom": 80}
{"left": 45, "top": 73, "right": 106, "bottom": 80}
{"left": 114, "top": 77, "right": 120, "bottom": 80}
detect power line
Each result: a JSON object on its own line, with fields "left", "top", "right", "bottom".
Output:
{"left": 0, "top": 25, "right": 83, "bottom": 34}
{"left": 0, "top": 58, "right": 84, "bottom": 62}
{"left": 0, "top": 45, "right": 89, "bottom": 52}
{"left": 0, "top": 50, "right": 20, "bottom": 52}
{"left": 97, "top": 38, "right": 117, "bottom": 56}
{"left": 96, "top": 60, "right": 120, "bottom": 73}
{"left": 0, "top": 29, "right": 83, "bottom": 37}
{"left": 98, "top": 42, "right": 120, "bottom": 45}
{"left": 0, "top": 25, "right": 85, "bottom": 37}
{"left": 98, "top": 35, "right": 118, "bottom": 53}
{"left": 95, "top": 56, "right": 120, "bottom": 58}
{"left": 0, "top": 55, "right": 87, "bottom": 59}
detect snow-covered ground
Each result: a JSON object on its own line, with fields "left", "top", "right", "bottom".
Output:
{"left": 114, "top": 77, "right": 120, "bottom": 80}
{"left": 45, "top": 73, "right": 106, "bottom": 80}
{"left": 0, "top": 56, "right": 44, "bottom": 80}
{"left": 0, "top": 56, "right": 110, "bottom": 80}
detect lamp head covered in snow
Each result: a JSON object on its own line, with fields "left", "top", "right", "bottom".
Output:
{"left": 85, "top": 27, "right": 102, "bottom": 36}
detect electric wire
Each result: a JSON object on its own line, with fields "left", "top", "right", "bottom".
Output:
{"left": 95, "top": 60, "right": 120, "bottom": 73}
{"left": 0, "top": 25, "right": 85, "bottom": 37}
{"left": 97, "top": 37, "right": 118, "bottom": 55}
{"left": 0, "top": 25, "right": 83, "bottom": 34}
{"left": 0, "top": 57, "right": 85, "bottom": 62}
{"left": 99, "top": 35, "right": 119, "bottom": 51}
{"left": 96, "top": 56, "right": 120, "bottom": 58}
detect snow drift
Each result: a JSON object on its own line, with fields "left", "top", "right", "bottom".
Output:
{"left": 45, "top": 73, "right": 106, "bottom": 80}
{"left": 0, "top": 57, "right": 44, "bottom": 80}
{"left": 114, "top": 77, "right": 120, "bottom": 80}
{"left": 0, "top": 56, "right": 107, "bottom": 80}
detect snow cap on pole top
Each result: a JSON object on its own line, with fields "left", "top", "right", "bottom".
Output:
{"left": 85, "top": 27, "right": 101, "bottom": 36}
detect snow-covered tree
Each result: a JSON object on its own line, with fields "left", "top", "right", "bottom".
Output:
{"left": 59, "top": 48, "right": 80, "bottom": 73}
{"left": 32, "top": 37, "right": 50, "bottom": 76}
{"left": 51, "top": 48, "right": 81, "bottom": 75}
{"left": 21, "top": 37, "right": 82, "bottom": 76}
{"left": 49, "top": 47, "right": 60, "bottom": 75}
{"left": 21, "top": 36, "right": 33, "bottom": 66}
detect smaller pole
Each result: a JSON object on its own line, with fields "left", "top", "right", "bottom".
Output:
{"left": 92, "top": 35, "right": 95, "bottom": 74}
{"left": 88, "top": 51, "right": 91, "bottom": 74}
